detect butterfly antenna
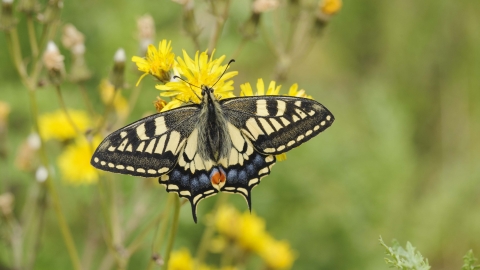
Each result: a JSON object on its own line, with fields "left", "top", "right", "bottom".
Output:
{"left": 173, "top": 75, "right": 201, "bottom": 100}
{"left": 211, "top": 59, "right": 235, "bottom": 88}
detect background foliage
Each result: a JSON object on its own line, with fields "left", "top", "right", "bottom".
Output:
{"left": 1, "top": 0, "right": 479, "bottom": 269}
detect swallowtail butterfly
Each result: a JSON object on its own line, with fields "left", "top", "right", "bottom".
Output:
{"left": 91, "top": 82, "right": 334, "bottom": 222}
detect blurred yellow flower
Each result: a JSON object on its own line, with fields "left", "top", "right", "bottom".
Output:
{"left": 215, "top": 205, "right": 240, "bottom": 239}
{"left": 99, "top": 79, "right": 129, "bottom": 118}
{"left": 132, "top": 39, "right": 175, "bottom": 85}
{"left": 157, "top": 50, "right": 237, "bottom": 108}
{"left": 238, "top": 211, "right": 268, "bottom": 252}
{"left": 258, "top": 235, "right": 296, "bottom": 269}
{"left": 39, "top": 109, "right": 90, "bottom": 141}
{"left": 57, "top": 136, "right": 101, "bottom": 184}
{"left": 240, "top": 78, "right": 281, "bottom": 96}
{"left": 320, "top": 0, "right": 342, "bottom": 15}
{"left": 168, "top": 248, "right": 194, "bottom": 270}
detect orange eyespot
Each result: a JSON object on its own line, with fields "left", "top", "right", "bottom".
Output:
{"left": 210, "top": 168, "right": 226, "bottom": 185}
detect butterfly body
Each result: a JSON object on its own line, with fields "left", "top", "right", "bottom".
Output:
{"left": 91, "top": 85, "right": 334, "bottom": 222}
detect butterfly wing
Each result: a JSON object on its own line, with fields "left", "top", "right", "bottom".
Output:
{"left": 218, "top": 122, "right": 276, "bottom": 209}
{"left": 91, "top": 105, "right": 200, "bottom": 177}
{"left": 220, "top": 96, "right": 334, "bottom": 155}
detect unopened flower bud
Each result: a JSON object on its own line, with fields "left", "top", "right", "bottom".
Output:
{"left": 0, "top": 0, "right": 16, "bottom": 31}
{"left": 18, "top": 0, "right": 40, "bottom": 15}
{"left": 42, "top": 41, "right": 65, "bottom": 85}
{"left": 110, "top": 48, "right": 126, "bottom": 89}
{"left": 62, "top": 24, "right": 84, "bottom": 52}
{"left": 153, "top": 97, "right": 167, "bottom": 112}
{"left": 137, "top": 15, "right": 155, "bottom": 54}
{"left": 35, "top": 165, "right": 48, "bottom": 182}
{"left": 0, "top": 192, "right": 14, "bottom": 215}
{"left": 62, "top": 25, "right": 91, "bottom": 82}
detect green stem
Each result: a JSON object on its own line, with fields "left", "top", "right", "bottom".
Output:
{"left": 208, "top": 0, "right": 231, "bottom": 54}
{"left": 26, "top": 15, "right": 39, "bottom": 58}
{"left": 162, "top": 196, "right": 181, "bottom": 270}
{"left": 126, "top": 207, "right": 166, "bottom": 255}
{"left": 195, "top": 193, "right": 227, "bottom": 268}
{"left": 94, "top": 86, "right": 119, "bottom": 135}
{"left": 78, "top": 83, "right": 96, "bottom": 119}
{"left": 5, "top": 29, "right": 28, "bottom": 81}
{"left": 55, "top": 84, "right": 81, "bottom": 135}
{"left": 147, "top": 195, "right": 173, "bottom": 270}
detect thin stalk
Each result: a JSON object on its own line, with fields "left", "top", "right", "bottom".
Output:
{"left": 5, "top": 29, "right": 28, "bottom": 81}
{"left": 26, "top": 50, "right": 84, "bottom": 270}
{"left": 94, "top": 86, "right": 119, "bottom": 136}
{"left": 147, "top": 195, "right": 173, "bottom": 270}
{"left": 195, "top": 193, "right": 227, "bottom": 268}
{"left": 231, "top": 38, "right": 248, "bottom": 59}
{"left": 55, "top": 84, "right": 81, "bottom": 135}
{"left": 115, "top": 85, "right": 142, "bottom": 127}
{"left": 208, "top": 0, "right": 231, "bottom": 54}
{"left": 161, "top": 196, "right": 181, "bottom": 270}
{"left": 26, "top": 15, "right": 39, "bottom": 58}
{"left": 26, "top": 187, "right": 48, "bottom": 270}
{"left": 126, "top": 207, "right": 166, "bottom": 255}
{"left": 78, "top": 83, "right": 96, "bottom": 119}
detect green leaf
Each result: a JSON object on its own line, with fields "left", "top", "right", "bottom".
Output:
{"left": 379, "top": 236, "right": 430, "bottom": 270}
{"left": 462, "top": 250, "right": 480, "bottom": 270}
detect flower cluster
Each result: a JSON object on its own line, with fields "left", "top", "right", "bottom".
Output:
{"left": 213, "top": 205, "right": 296, "bottom": 269}
{"left": 166, "top": 205, "right": 295, "bottom": 270}
{"left": 132, "top": 40, "right": 312, "bottom": 112}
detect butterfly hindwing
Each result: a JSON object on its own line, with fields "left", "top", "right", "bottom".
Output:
{"left": 220, "top": 123, "right": 276, "bottom": 207}
{"left": 221, "top": 96, "right": 334, "bottom": 155}
{"left": 91, "top": 105, "right": 200, "bottom": 177}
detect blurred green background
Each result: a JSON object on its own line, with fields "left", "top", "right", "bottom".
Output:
{"left": 1, "top": 0, "right": 480, "bottom": 269}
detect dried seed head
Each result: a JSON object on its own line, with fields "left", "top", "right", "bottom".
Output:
{"left": 0, "top": 192, "right": 14, "bottom": 216}
{"left": 252, "top": 0, "right": 279, "bottom": 13}
{"left": 43, "top": 41, "right": 65, "bottom": 72}
{"left": 62, "top": 24, "right": 85, "bottom": 55}
{"left": 35, "top": 166, "right": 48, "bottom": 182}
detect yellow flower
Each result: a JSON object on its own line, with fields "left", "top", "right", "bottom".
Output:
{"left": 39, "top": 110, "right": 90, "bottom": 141}
{"left": 240, "top": 78, "right": 281, "bottom": 96}
{"left": 132, "top": 39, "right": 175, "bottom": 85}
{"left": 215, "top": 205, "right": 240, "bottom": 239}
{"left": 287, "top": 83, "right": 313, "bottom": 99}
{"left": 258, "top": 235, "right": 296, "bottom": 269}
{"left": 99, "top": 79, "right": 129, "bottom": 118}
{"left": 237, "top": 211, "right": 268, "bottom": 252}
{"left": 168, "top": 248, "right": 194, "bottom": 270}
{"left": 320, "top": 0, "right": 342, "bottom": 15}
{"left": 157, "top": 50, "right": 238, "bottom": 109}
{"left": 57, "top": 136, "right": 101, "bottom": 184}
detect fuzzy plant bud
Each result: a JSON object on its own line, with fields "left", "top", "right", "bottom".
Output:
{"left": 137, "top": 14, "right": 155, "bottom": 55}
{"left": 43, "top": 41, "right": 65, "bottom": 85}
{"left": 18, "top": 0, "right": 40, "bottom": 15}
{"left": 110, "top": 48, "right": 126, "bottom": 89}
{"left": 35, "top": 165, "right": 48, "bottom": 182}
{"left": 0, "top": 0, "right": 16, "bottom": 31}
{"left": 252, "top": 0, "right": 279, "bottom": 13}
{"left": 62, "top": 24, "right": 91, "bottom": 82}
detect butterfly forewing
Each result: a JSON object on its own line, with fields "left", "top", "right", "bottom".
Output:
{"left": 91, "top": 105, "right": 200, "bottom": 177}
{"left": 221, "top": 96, "right": 335, "bottom": 155}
